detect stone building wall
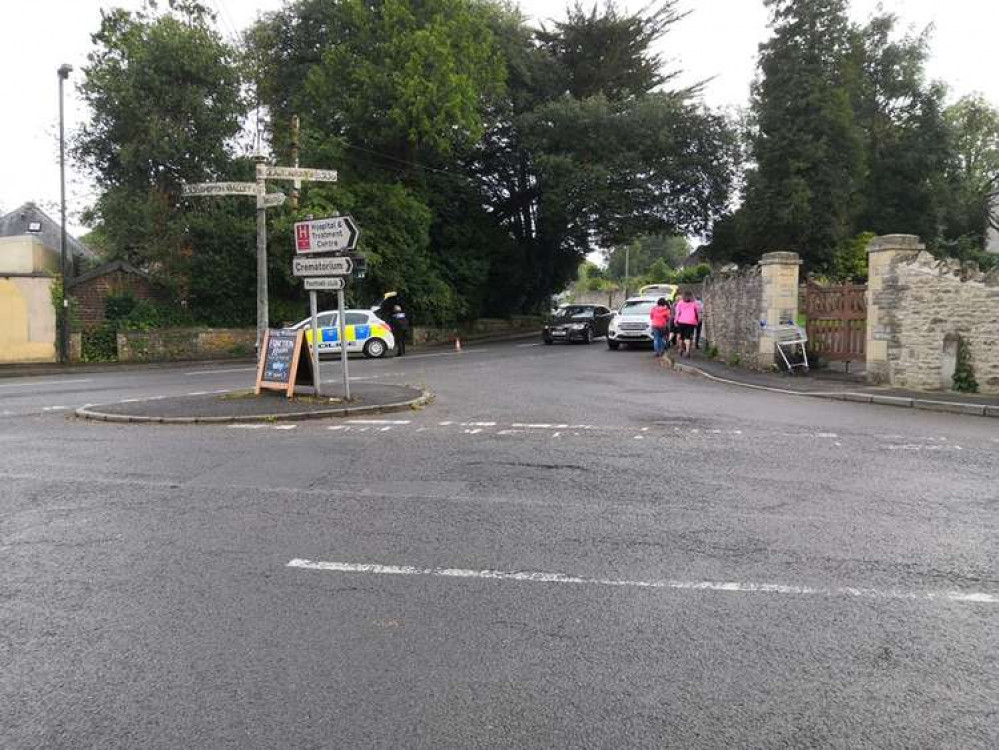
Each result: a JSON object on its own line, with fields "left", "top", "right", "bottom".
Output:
{"left": 117, "top": 328, "right": 256, "bottom": 362}
{"left": 868, "top": 244, "right": 999, "bottom": 393}
{"left": 702, "top": 267, "right": 764, "bottom": 368}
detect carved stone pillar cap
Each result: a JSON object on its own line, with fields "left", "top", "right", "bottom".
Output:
{"left": 758, "top": 251, "right": 802, "bottom": 266}
{"left": 867, "top": 234, "right": 925, "bottom": 254}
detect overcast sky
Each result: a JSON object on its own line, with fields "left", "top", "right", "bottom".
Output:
{"left": 3, "top": 0, "right": 998, "bottom": 235}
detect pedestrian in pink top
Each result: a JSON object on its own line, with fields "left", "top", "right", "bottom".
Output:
{"left": 672, "top": 290, "right": 700, "bottom": 358}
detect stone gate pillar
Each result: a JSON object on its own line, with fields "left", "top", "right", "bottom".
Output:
{"left": 866, "top": 234, "right": 924, "bottom": 384}
{"left": 758, "top": 252, "right": 802, "bottom": 369}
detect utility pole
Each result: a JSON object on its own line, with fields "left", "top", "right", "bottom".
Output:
{"left": 290, "top": 116, "right": 301, "bottom": 211}
{"left": 254, "top": 155, "right": 269, "bottom": 355}
{"left": 57, "top": 63, "right": 73, "bottom": 364}
{"left": 624, "top": 243, "right": 630, "bottom": 300}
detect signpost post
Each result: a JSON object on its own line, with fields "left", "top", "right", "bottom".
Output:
{"left": 183, "top": 159, "right": 338, "bottom": 363}
{"left": 292, "top": 214, "right": 360, "bottom": 401}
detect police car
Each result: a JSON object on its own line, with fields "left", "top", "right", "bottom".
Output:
{"left": 291, "top": 309, "right": 396, "bottom": 358}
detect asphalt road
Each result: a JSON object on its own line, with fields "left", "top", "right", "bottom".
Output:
{"left": 1, "top": 339, "right": 997, "bottom": 749}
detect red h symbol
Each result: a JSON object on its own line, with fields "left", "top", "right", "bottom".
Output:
{"left": 296, "top": 224, "right": 311, "bottom": 251}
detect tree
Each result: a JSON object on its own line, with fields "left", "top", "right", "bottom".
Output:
{"left": 848, "top": 15, "right": 950, "bottom": 245}
{"left": 942, "top": 95, "right": 999, "bottom": 249}
{"left": 743, "top": 0, "right": 865, "bottom": 271}
{"left": 74, "top": 0, "right": 246, "bottom": 304}
{"left": 606, "top": 234, "right": 690, "bottom": 279}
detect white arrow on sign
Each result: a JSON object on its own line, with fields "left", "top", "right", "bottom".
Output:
{"left": 262, "top": 192, "right": 286, "bottom": 208}
{"left": 293, "top": 256, "right": 354, "bottom": 277}
{"left": 303, "top": 277, "right": 346, "bottom": 291}
{"left": 293, "top": 215, "right": 360, "bottom": 255}
{"left": 182, "top": 182, "right": 258, "bottom": 197}
{"left": 264, "top": 166, "right": 338, "bottom": 182}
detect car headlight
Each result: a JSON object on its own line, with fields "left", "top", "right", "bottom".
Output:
{"left": 568, "top": 323, "right": 586, "bottom": 330}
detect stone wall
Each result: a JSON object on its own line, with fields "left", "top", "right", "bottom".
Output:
{"left": 867, "top": 235, "right": 999, "bottom": 393}
{"left": 701, "top": 253, "right": 801, "bottom": 370}
{"left": 411, "top": 316, "right": 542, "bottom": 346}
{"left": 702, "top": 266, "right": 764, "bottom": 367}
{"left": 117, "top": 328, "right": 256, "bottom": 362}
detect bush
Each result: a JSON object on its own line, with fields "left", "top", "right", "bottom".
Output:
{"left": 81, "top": 326, "right": 118, "bottom": 362}
{"left": 952, "top": 338, "right": 979, "bottom": 393}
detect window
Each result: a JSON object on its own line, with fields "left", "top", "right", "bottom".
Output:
{"left": 345, "top": 312, "right": 369, "bottom": 326}
{"left": 317, "top": 313, "right": 336, "bottom": 328}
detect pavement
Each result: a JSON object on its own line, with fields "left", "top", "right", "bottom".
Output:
{"left": 673, "top": 348, "right": 999, "bottom": 417}
{"left": 1, "top": 337, "right": 996, "bottom": 748}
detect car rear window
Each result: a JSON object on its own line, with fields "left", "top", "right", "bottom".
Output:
{"left": 619, "top": 301, "right": 655, "bottom": 316}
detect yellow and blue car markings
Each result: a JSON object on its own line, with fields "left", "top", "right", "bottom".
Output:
{"left": 305, "top": 323, "right": 391, "bottom": 348}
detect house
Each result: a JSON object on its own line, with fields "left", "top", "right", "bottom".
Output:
{"left": 0, "top": 202, "right": 97, "bottom": 270}
{"left": 0, "top": 202, "right": 96, "bottom": 363}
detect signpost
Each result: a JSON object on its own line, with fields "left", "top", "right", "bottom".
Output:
{"left": 293, "top": 215, "right": 359, "bottom": 255}
{"left": 303, "top": 277, "right": 345, "bottom": 291}
{"left": 292, "top": 256, "right": 354, "bottom": 277}
{"left": 182, "top": 158, "right": 339, "bottom": 360}
{"left": 264, "top": 166, "right": 338, "bottom": 182}
{"left": 183, "top": 182, "right": 258, "bottom": 197}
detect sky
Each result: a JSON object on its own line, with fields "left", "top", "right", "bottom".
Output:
{"left": 3, "top": 0, "right": 998, "bottom": 236}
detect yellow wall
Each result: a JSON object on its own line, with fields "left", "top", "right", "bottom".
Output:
{"left": 0, "top": 277, "right": 57, "bottom": 363}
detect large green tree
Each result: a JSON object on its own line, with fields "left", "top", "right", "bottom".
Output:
{"left": 942, "top": 94, "right": 999, "bottom": 251}
{"left": 250, "top": 1, "right": 739, "bottom": 318}
{"left": 743, "top": 0, "right": 865, "bottom": 271}
{"left": 74, "top": 0, "right": 249, "bottom": 316}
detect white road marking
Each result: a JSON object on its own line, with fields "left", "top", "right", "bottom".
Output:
{"left": 187, "top": 391, "right": 209, "bottom": 396}
{"left": 511, "top": 423, "right": 569, "bottom": 429}
{"left": 287, "top": 559, "right": 998, "bottom": 605}
{"left": 464, "top": 428, "right": 483, "bottom": 434}
{"left": 327, "top": 425, "right": 348, "bottom": 431}
{"left": 462, "top": 421, "right": 497, "bottom": 427}
{"left": 517, "top": 342, "right": 543, "bottom": 348}
{"left": 552, "top": 432, "right": 562, "bottom": 439}
{"left": 0, "top": 378, "right": 92, "bottom": 389}
{"left": 379, "top": 426, "right": 393, "bottom": 432}
{"left": 817, "top": 433, "right": 838, "bottom": 438}
{"left": 273, "top": 425, "right": 298, "bottom": 431}
{"left": 347, "top": 419, "right": 412, "bottom": 425}
{"left": 228, "top": 424, "right": 267, "bottom": 430}
{"left": 184, "top": 367, "right": 255, "bottom": 376}
{"left": 42, "top": 406, "right": 68, "bottom": 411}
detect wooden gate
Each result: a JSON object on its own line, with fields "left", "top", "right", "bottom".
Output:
{"left": 803, "top": 281, "right": 867, "bottom": 364}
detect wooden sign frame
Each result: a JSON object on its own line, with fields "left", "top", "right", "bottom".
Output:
{"left": 255, "top": 328, "right": 316, "bottom": 398}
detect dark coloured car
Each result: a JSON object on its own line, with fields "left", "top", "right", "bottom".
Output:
{"left": 543, "top": 305, "right": 613, "bottom": 345}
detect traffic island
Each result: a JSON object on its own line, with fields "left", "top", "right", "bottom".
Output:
{"left": 75, "top": 383, "right": 432, "bottom": 424}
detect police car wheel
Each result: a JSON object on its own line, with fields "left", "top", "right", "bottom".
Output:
{"left": 364, "top": 339, "right": 387, "bottom": 358}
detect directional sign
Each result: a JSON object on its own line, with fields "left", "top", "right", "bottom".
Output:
{"left": 262, "top": 192, "right": 287, "bottom": 208}
{"left": 264, "top": 166, "right": 338, "bottom": 182}
{"left": 303, "top": 277, "right": 346, "bottom": 291}
{"left": 293, "top": 256, "right": 353, "bottom": 277}
{"left": 182, "top": 182, "right": 258, "bottom": 197}
{"left": 294, "top": 215, "right": 359, "bottom": 255}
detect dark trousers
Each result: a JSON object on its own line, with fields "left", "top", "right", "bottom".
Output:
{"left": 393, "top": 328, "right": 406, "bottom": 355}
{"left": 695, "top": 322, "right": 702, "bottom": 348}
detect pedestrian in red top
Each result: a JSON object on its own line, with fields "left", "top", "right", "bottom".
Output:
{"left": 672, "top": 290, "right": 700, "bottom": 359}
{"left": 650, "top": 298, "right": 671, "bottom": 358}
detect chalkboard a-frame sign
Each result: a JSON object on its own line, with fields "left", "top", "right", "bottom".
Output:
{"left": 255, "top": 328, "right": 316, "bottom": 397}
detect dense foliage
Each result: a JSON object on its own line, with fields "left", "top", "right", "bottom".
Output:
{"left": 706, "top": 0, "right": 999, "bottom": 277}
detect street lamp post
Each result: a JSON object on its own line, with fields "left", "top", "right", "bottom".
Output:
{"left": 57, "top": 63, "right": 73, "bottom": 364}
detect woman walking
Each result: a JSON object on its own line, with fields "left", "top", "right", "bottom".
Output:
{"left": 650, "top": 298, "right": 671, "bottom": 358}
{"left": 672, "top": 290, "right": 700, "bottom": 358}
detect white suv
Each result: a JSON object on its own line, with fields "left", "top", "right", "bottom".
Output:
{"left": 607, "top": 297, "right": 658, "bottom": 350}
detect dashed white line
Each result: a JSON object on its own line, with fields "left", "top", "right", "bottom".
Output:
{"left": 184, "top": 367, "right": 255, "bottom": 376}
{"left": 287, "top": 559, "right": 998, "bottom": 605}
{"left": 42, "top": 406, "right": 68, "bottom": 412}
{"left": 347, "top": 419, "right": 412, "bottom": 425}
{"left": 0, "top": 379, "right": 92, "bottom": 389}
